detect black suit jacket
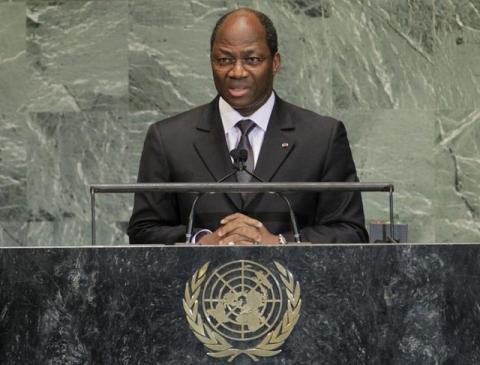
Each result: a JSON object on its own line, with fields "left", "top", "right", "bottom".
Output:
{"left": 128, "top": 95, "right": 369, "bottom": 244}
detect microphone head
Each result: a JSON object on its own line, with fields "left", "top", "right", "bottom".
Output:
{"left": 238, "top": 149, "right": 248, "bottom": 162}
{"left": 229, "top": 148, "right": 240, "bottom": 161}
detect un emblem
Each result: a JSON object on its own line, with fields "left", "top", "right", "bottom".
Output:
{"left": 183, "top": 260, "right": 302, "bottom": 362}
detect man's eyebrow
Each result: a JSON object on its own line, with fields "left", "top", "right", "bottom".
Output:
{"left": 213, "top": 47, "right": 263, "bottom": 56}
{"left": 240, "top": 49, "right": 261, "bottom": 56}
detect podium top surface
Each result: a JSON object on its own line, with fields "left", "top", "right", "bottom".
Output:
{"left": 1, "top": 242, "right": 480, "bottom": 250}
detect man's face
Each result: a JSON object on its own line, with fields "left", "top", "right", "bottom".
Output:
{"left": 211, "top": 13, "right": 281, "bottom": 116}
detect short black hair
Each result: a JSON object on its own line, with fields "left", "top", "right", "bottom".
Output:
{"left": 210, "top": 8, "right": 278, "bottom": 56}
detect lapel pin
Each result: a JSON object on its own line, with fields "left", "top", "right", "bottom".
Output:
{"left": 281, "top": 143, "right": 289, "bottom": 149}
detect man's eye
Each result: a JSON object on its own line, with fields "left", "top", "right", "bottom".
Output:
{"left": 244, "top": 57, "right": 263, "bottom": 65}
{"left": 216, "top": 58, "right": 234, "bottom": 65}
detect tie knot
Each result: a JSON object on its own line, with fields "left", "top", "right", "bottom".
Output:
{"left": 236, "top": 119, "right": 256, "bottom": 136}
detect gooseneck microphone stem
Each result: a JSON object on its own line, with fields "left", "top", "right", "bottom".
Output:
{"left": 276, "top": 193, "right": 301, "bottom": 243}
{"left": 185, "top": 193, "right": 202, "bottom": 243}
{"left": 185, "top": 150, "right": 241, "bottom": 243}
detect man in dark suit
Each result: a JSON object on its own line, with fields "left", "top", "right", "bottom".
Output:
{"left": 128, "top": 8, "right": 368, "bottom": 245}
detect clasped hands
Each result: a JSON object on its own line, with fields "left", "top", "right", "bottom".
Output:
{"left": 198, "top": 213, "right": 280, "bottom": 245}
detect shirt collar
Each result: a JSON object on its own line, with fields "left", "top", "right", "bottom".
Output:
{"left": 219, "top": 92, "right": 276, "bottom": 132}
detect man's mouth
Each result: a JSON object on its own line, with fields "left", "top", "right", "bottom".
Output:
{"left": 228, "top": 87, "right": 249, "bottom": 98}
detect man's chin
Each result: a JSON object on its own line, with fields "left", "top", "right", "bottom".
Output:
{"left": 224, "top": 97, "right": 252, "bottom": 113}
{"left": 231, "top": 102, "right": 255, "bottom": 116}
{"left": 221, "top": 93, "right": 264, "bottom": 116}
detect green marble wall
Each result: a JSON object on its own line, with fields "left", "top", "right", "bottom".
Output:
{"left": 0, "top": 0, "right": 479, "bottom": 245}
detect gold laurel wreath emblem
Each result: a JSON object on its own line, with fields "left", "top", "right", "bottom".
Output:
{"left": 182, "top": 261, "right": 302, "bottom": 362}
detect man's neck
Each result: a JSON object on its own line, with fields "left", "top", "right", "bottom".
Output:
{"left": 219, "top": 92, "right": 276, "bottom": 133}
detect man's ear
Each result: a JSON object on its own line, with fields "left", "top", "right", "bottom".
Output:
{"left": 272, "top": 52, "right": 281, "bottom": 74}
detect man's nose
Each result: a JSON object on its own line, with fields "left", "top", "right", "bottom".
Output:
{"left": 228, "top": 59, "right": 248, "bottom": 78}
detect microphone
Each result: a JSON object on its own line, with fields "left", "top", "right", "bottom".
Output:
{"left": 221, "top": 148, "right": 244, "bottom": 182}
{"left": 229, "top": 148, "right": 242, "bottom": 172}
{"left": 185, "top": 149, "right": 241, "bottom": 243}
{"left": 229, "top": 148, "right": 249, "bottom": 175}
{"left": 234, "top": 148, "right": 302, "bottom": 244}
{"left": 237, "top": 149, "right": 248, "bottom": 168}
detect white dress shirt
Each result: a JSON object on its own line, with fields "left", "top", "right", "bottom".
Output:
{"left": 219, "top": 92, "right": 276, "bottom": 168}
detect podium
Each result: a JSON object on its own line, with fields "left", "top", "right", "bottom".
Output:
{"left": 1, "top": 243, "right": 479, "bottom": 364}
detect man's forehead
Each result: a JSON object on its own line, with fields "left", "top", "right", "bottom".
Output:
{"left": 213, "top": 33, "right": 264, "bottom": 49}
{"left": 215, "top": 12, "right": 266, "bottom": 42}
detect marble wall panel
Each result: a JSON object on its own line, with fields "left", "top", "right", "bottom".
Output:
{"left": 339, "top": 109, "right": 435, "bottom": 242}
{"left": 0, "top": 114, "right": 28, "bottom": 245}
{"left": 0, "top": 1, "right": 91, "bottom": 112}
{"left": 434, "top": 0, "right": 480, "bottom": 109}
{"left": 26, "top": 0, "right": 129, "bottom": 112}
{"left": 435, "top": 109, "right": 480, "bottom": 242}
{"left": 25, "top": 112, "right": 131, "bottom": 245}
{"left": 329, "top": 0, "right": 435, "bottom": 110}
{"left": 0, "top": 2, "right": 28, "bottom": 112}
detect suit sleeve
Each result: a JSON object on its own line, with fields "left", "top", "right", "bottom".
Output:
{"left": 127, "top": 124, "right": 186, "bottom": 244}
{"left": 284, "top": 121, "right": 369, "bottom": 243}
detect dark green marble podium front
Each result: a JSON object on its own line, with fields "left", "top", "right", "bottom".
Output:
{"left": 1, "top": 244, "right": 479, "bottom": 364}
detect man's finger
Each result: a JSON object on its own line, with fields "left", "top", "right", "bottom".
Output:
{"left": 220, "top": 214, "right": 263, "bottom": 229}
{"left": 218, "top": 221, "right": 261, "bottom": 239}
{"left": 220, "top": 234, "right": 256, "bottom": 245}
{"left": 219, "top": 226, "right": 259, "bottom": 242}
{"left": 220, "top": 212, "right": 246, "bottom": 224}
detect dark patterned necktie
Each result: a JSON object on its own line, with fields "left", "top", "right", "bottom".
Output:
{"left": 235, "top": 119, "right": 256, "bottom": 183}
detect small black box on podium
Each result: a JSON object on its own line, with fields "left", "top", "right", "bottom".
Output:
{"left": 369, "top": 221, "right": 408, "bottom": 243}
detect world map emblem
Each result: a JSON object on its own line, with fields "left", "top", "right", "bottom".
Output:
{"left": 183, "top": 260, "right": 302, "bottom": 362}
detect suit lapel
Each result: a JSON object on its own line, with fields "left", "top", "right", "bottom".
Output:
{"left": 243, "top": 97, "right": 296, "bottom": 208}
{"left": 193, "top": 99, "right": 243, "bottom": 210}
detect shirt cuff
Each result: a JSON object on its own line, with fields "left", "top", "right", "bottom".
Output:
{"left": 192, "top": 229, "right": 212, "bottom": 244}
